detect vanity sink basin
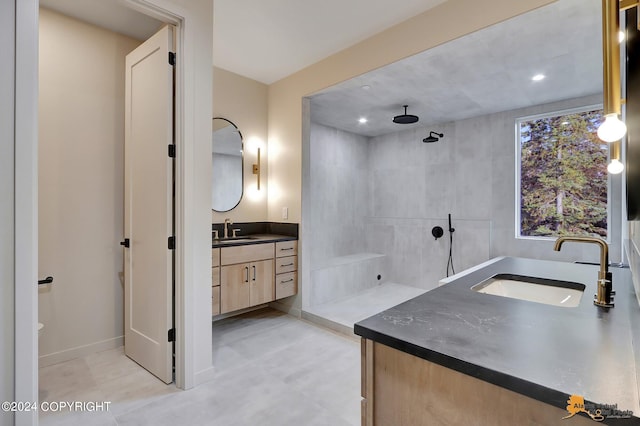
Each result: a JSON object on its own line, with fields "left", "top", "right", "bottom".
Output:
{"left": 214, "top": 237, "right": 258, "bottom": 244}
{"left": 471, "top": 274, "right": 585, "bottom": 307}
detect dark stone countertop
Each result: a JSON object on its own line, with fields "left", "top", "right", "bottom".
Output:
{"left": 211, "top": 233, "right": 296, "bottom": 249}
{"left": 354, "top": 257, "right": 640, "bottom": 423}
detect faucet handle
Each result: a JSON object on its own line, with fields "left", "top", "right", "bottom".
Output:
{"left": 213, "top": 230, "right": 219, "bottom": 239}
{"left": 232, "top": 228, "right": 241, "bottom": 238}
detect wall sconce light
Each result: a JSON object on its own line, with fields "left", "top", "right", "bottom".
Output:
{"left": 252, "top": 147, "right": 261, "bottom": 190}
{"left": 599, "top": 0, "right": 627, "bottom": 145}
{"left": 600, "top": 0, "right": 640, "bottom": 173}
{"left": 608, "top": 141, "right": 625, "bottom": 174}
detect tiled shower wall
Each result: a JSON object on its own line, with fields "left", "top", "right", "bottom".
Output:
{"left": 366, "top": 120, "right": 491, "bottom": 289}
{"left": 309, "top": 123, "right": 370, "bottom": 267}
{"left": 310, "top": 93, "right": 624, "bottom": 293}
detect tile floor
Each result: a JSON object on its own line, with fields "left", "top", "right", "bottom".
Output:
{"left": 38, "top": 309, "right": 360, "bottom": 426}
{"left": 305, "top": 282, "right": 427, "bottom": 335}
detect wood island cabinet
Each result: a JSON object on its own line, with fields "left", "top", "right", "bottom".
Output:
{"left": 360, "top": 339, "right": 595, "bottom": 426}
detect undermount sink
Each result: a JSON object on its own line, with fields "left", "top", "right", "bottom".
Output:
{"left": 214, "top": 237, "right": 258, "bottom": 244}
{"left": 471, "top": 274, "right": 585, "bottom": 307}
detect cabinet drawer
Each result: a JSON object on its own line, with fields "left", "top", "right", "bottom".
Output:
{"left": 212, "top": 266, "right": 220, "bottom": 287}
{"left": 275, "top": 271, "right": 297, "bottom": 299}
{"left": 212, "top": 248, "right": 220, "bottom": 267}
{"left": 221, "top": 243, "right": 274, "bottom": 265}
{"left": 275, "top": 240, "right": 297, "bottom": 257}
{"left": 212, "top": 285, "right": 220, "bottom": 316}
{"left": 275, "top": 255, "right": 297, "bottom": 274}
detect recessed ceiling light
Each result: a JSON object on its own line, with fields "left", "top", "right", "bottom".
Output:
{"left": 358, "top": 117, "right": 368, "bottom": 124}
{"left": 532, "top": 74, "right": 545, "bottom": 81}
{"left": 361, "top": 85, "right": 371, "bottom": 90}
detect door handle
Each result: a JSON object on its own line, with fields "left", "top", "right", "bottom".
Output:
{"left": 38, "top": 276, "right": 54, "bottom": 285}
{"left": 244, "top": 266, "right": 249, "bottom": 283}
{"left": 120, "top": 238, "right": 130, "bottom": 248}
{"left": 252, "top": 265, "right": 256, "bottom": 281}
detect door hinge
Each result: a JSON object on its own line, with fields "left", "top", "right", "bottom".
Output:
{"left": 168, "top": 236, "right": 175, "bottom": 250}
{"left": 168, "top": 52, "right": 176, "bottom": 66}
{"left": 168, "top": 328, "right": 175, "bottom": 342}
{"left": 168, "top": 144, "right": 176, "bottom": 158}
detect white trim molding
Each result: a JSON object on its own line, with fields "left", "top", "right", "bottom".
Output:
{"left": 14, "top": 0, "right": 39, "bottom": 425}
{"left": 122, "top": 0, "right": 213, "bottom": 390}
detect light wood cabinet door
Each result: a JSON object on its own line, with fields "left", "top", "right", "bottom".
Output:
{"left": 275, "top": 255, "right": 297, "bottom": 274}
{"left": 275, "top": 271, "right": 297, "bottom": 299}
{"left": 212, "top": 248, "right": 220, "bottom": 267}
{"left": 275, "top": 240, "right": 297, "bottom": 258}
{"left": 249, "top": 259, "right": 274, "bottom": 306}
{"left": 212, "top": 286, "right": 220, "bottom": 316}
{"left": 221, "top": 243, "right": 274, "bottom": 265}
{"left": 220, "top": 263, "right": 251, "bottom": 314}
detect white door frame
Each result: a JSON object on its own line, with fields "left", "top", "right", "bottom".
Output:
{"left": 14, "top": 0, "right": 39, "bottom": 424}
{"left": 96, "top": 0, "right": 215, "bottom": 390}
{"left": 14, "top": 1, "right": 212, "bottom": 413}
{"left": 124, "top": 0, "right": 188, "bottom": 391}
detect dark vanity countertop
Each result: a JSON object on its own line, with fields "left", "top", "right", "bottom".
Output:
{"left": 211, "top": 233, "right": 296, "bottom": 249}
{"left": 354, "top": 257, "right": 640, "bottom": 422}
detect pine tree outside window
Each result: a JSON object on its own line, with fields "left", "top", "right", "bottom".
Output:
{"left": 516, "top": 106, "right": 608, "bottom": 239}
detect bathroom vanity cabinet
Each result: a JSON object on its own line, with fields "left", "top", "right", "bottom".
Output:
{"left": 212, "top": 248, "right": 221, "bottom": 315}
{"left": 275, "top": 241, "right": 298, "bottom": 299}
{"left": 220, "top": 243, "right": 274, "bottom": 314}
{"left": 212, "top": 238, "right": 298, "bottom": 315}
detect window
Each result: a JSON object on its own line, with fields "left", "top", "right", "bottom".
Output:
{"left": 517, "top": 106, "right": 608, "bottom": 239}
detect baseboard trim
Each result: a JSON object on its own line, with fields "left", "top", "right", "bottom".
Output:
{"left": 269, "top": 300, "right": 301, "bottom": 318}
{"left": 193, "top": 366, "right": 216, "bottom": 387}
{"left": 301, "top": 310, "right": 355, "bottom": 338}
{"left": 38, "top": 336, "right": 124, "bottom": 368}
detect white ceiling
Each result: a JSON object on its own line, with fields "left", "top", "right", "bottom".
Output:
{"left": 309, "top": 0, "right": 603, "bottom": 137}
{"left": 39, "top": 0, "right": 447, "bottom": 85}
{"left": 39, "top": 0, "right": 603, "bottom": 138}
{"left": 212, "top": 0, "right": 447, "bottom": 84}
{"left": 39, "top": 0, "right": 162, "bottom": 41}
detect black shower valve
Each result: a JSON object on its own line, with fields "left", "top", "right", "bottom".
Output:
{"left": 432, "top": 226, "right": 444, "bottom": 240}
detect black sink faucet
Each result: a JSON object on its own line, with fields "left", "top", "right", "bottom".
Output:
{"left": 553, "top": 236, "right": 614, "bottom": 308}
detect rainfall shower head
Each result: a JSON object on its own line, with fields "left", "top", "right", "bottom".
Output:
{"left": 393, "top": 105, "right": 419, "bottom": 124}
{"left": 423, "top": 131, "right": 444, "bottom": 143}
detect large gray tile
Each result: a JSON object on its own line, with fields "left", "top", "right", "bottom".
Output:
{"left": 41, "top": 308, "right": 363, "bottom": 426}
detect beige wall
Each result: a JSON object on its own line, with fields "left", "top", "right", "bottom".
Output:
{"left": 212, "top": 67, "right": 268, "bottom": 223}
{"left": 38, "top": 8, "right": 141, "bottom": 365}
{"left": 267, "top": 0, "right": 556, "bottom": 224}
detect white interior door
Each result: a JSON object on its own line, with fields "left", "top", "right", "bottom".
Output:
{"left": 124, "top": 25, "right": 175, "bottom": 384}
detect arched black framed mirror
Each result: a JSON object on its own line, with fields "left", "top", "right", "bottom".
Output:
{"left": 212, "top": 117, "right": 243, "bottom": 212}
